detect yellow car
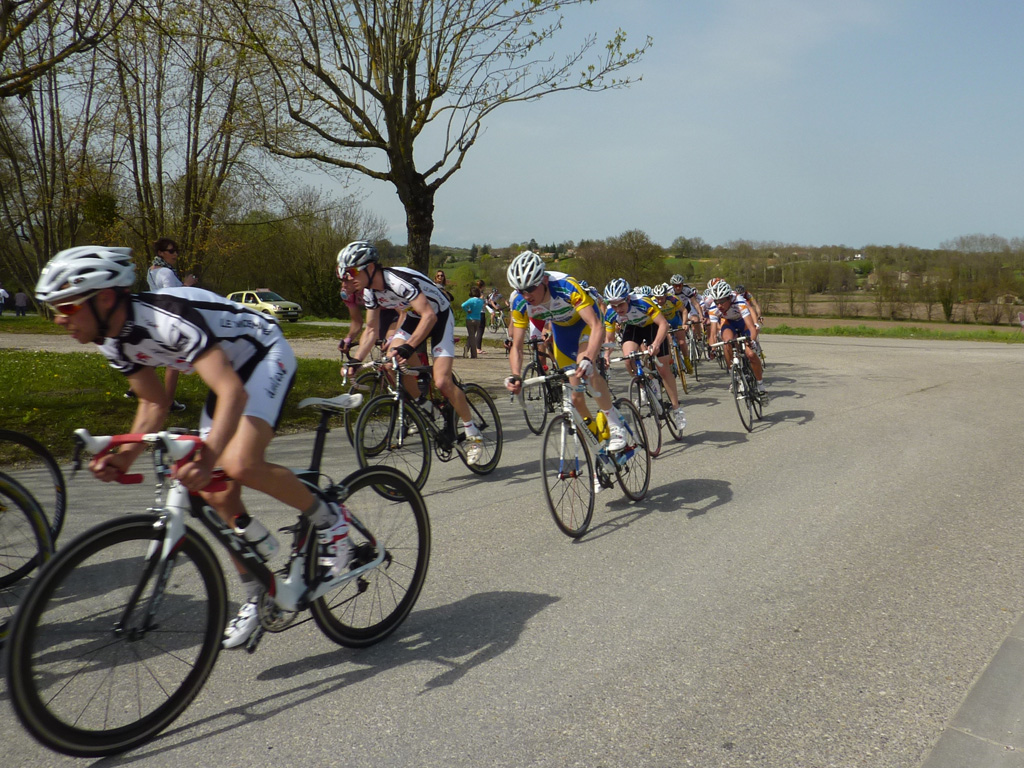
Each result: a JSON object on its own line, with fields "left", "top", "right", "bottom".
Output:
{"left": 227, "top": 289, "right": 303, "bottom": 322}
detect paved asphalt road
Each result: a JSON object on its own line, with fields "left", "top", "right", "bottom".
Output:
{"left": 3, "top": 335, "right": 1024, "bottom": 767}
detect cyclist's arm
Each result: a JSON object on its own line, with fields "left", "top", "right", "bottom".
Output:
{"left": 349, "top": 305, "right": 379, "bottom": 363}
{"left": 579, "top": 304, "right": 606, "bottom": 365}
{"left": 92, "top": 368, "right": 169, "bottom": 479}
{"left": 506, "top": 323, "right": 527, "bottom": 393}
{"left": 744, "top": 312, "right": 759, "bottom": 342}
{"left": 342, "top": 302, "right": 364, "bottom": 351}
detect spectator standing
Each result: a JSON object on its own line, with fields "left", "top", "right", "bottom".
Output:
{"left": 126, "top": 238, "right": 193, "bottom": 411}
{"left": 433, "top": 269, "right": 455, "bottom": 302}
{"left": 461, "top": 287, "right": 485, "bottom": 358}
{"left": 0, "top": 282, "right": 8, "bottom": 316}
{"left": 14, "top": 289, "right": 30, "bottom": 316}
{"left": 148, "top": 237, "right": 198, "bottom": 290}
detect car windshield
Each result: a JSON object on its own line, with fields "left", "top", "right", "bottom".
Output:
{"left": 255, "top": 291, "right": 286, "bottom": 301}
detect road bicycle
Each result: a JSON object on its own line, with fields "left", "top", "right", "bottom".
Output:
{"left": 711, "top": 337, "right": 766, "bottom": 432}
{"left": 519, "top": 337, "right": 563, "bottom": 435}
{"left": 625, "top": 349, "right": 686, "bottom": 456}
{"left": 353, "top": 362, "right": 503, "bottom": 496}
{"left": 487, "top": 308, "right": 508, "bottom": 336}
{"left": 0, "top": 471, "right": 54, "bottom": 645}
{"left": 523, "top": 365, "right": 651, "bottom": 538}
{"left": 668, "top": 334, "right": 690, "bottom": 394}
{"left": 0, "top": 428, "right": 68, "bottom": 546}
{"left": 5, "top": 393, "right": 430, "bottom": 758}
{"left": 684, "top": 325, "right": 702, "bottom": 381}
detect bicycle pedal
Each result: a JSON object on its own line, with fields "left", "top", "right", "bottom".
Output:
{"left": 245, "top": 625, "right": 266, "bottom": 654}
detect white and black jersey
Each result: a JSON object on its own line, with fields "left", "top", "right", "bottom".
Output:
{"left": 99, "top": 287, "right": 285, "bottom": 377}
{"left": 361, "top": 267, "right": 450, "bottom": 316}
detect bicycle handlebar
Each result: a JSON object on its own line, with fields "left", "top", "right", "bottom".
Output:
{"left": 73, "top": 429, "right": 227, "bottom": 490}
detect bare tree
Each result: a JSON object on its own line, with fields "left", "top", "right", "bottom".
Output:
{"left": 97, "top": 1, "right": 272, "bottom": 275}
{"left": 226, "top": 0, "right": 650, "bottom": 273}
{"left": 0, "top": 0, "right": 136, "bottom": 98}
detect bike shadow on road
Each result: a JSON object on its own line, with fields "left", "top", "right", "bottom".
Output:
{"left": 126, "top": 592, "right": 560, "bottom": 762}
{"left": 577, "top": 477, "right": 734, "bottom": 545}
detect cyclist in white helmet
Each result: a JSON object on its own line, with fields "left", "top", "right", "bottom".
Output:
{"left": 602, "top": 278, "right": 686, "bottom": 432}
{"left": 504, "top": 251, "right": 629, "bottom": 452}
{"left": 337, "top": 240, "right": 486, "bottom": 464}
{"left": 36, "top": 245, "right": 353, "bottom": 650}
{"left": 706, "top": 280, "right": 766, "bottom": 394}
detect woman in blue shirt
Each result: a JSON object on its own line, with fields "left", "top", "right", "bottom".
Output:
{"left": 462, "top": 287, "right": 485, "bottom": 358}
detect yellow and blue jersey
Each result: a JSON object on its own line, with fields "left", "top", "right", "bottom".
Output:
{"left": 603, "top": 297, "right": 661, "bottom": 334}
{"left": 510, "top": 271, "right": 594, "bottom": 328}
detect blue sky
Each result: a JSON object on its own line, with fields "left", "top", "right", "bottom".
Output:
{"left": 349, "top": 0, "right": 1024, "bottom": 251}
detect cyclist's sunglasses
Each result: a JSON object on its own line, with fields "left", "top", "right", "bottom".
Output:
{"left": 520, "top": 283, "right": 544, "bottom": 294}
{"left": 340, "top": 265, "right": 365, "bottom": 281}
{"left": 48, "top": 292, "right": 99, "bottom": 317}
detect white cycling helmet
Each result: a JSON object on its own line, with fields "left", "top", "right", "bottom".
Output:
{"left": 603, "top": 278, "right": 630, "bottom": 302}
{"left": 336, "top": 240, "right": 379, "bottom": 277}
{"left": 669, "top": 274, "right": 685, "bottom": 286}
{"left": 651, "top": 283, "right": 670, "bottom": 297}
{"left": 708, "top": 281, "right": 733, "bottom": 301}
{"left": 507, "top": 250, "right": 546, "bottom": 290}
{"left": 635, "top": 285, "right": 653, "bottom": 297}
{"left": 35, "top": 246, "right": 136, "bottom": 304}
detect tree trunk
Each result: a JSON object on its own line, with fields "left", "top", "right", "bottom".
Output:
{"left": 394, "top": 175, "right": 435, "bottom": 274}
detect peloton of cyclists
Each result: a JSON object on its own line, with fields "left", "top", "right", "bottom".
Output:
{"left": 503, "top": 251, "right": 629, "bottom": 452}
{"left": 705, "top": 279, "right": 767, "bottom": 396}
{"left": 602, "top": 278, "right": 687, "bottom": 433}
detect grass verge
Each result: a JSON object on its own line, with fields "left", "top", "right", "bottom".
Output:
{"left": 1, "top": 350, "right": 349, "bottom": 463}
{"left": 764, "top": 323, "right": 1024, "bottom": 343}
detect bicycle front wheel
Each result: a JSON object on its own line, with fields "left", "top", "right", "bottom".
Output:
{"left": 461, "top": 382, "right": 503, "bottom": 474}
{"left": 354, "top": 395, "right": 432, "bottom": 492}
{"left": 6, "top": 516, "right": 226, "bottom": 758}
{"left": 732, "top": 368, "right": 753, "bottom": 432}
{"left": 344, "top": 368, "right": 388, "bottom": 446}
{"left": 629, "top": 378, "right": 662, "bottom": 458}
{"left": 672, "top": 344, "right": 689, "bottom": 395}
{"left": 611, "top": 398, "right": 652, "bottom": 501}
{"left": 540, "top": 416, "right": 595, "bottom": 538}
{"left": 520, "top": 361, "right": 549, "bottom": 435}
{"left": 0, "top": 429, "right": 68, "bottom": 544}
{"left": 0, "top": 473, "right": 53, "bottom": 644}
{"left": 310, "top": 466, "right": 430, "bottom": 647}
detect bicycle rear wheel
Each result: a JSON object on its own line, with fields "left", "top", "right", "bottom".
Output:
{"left": 0, "top": 474, "right": 53, "bottom": 644}
{"left": 540, "top": 416, "right": 595, "bottom": 538}
{"left": 672, "top": 343, "right": 689, "bottom": 395}
{"left": 461, "top": 382, "right": 503, "bottom": 474}
{"left": 6, "top": 516, "right": 226, "bottom": 758}
{"left": 310, "top": 466, "right": 430, "bottom": 647}
{"left": 354, "top": 395, "right": 432, "bottom": 493}
{"left": 629, "top": 377, "right": 662, "bottom": 458}
{"left": 0, "top": 429, "right": 67, "bottom": 544}
{"left": 520, "top": 361, "right": 549, "bottom": 435}
{"left": 744, "top": 361, "right": 764, "bottom": 420}
{"left": 611, "top": 399, "right": 651, "bottom": 501}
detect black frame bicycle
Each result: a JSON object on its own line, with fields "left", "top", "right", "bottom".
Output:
{"left": 6, "top": 397, "right": 430, "bottom": 758}
{"left": 353, "top": 364, "right": 503, "bottom": 496}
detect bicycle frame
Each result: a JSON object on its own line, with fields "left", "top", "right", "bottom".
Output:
{"left": 526, "top": 366, "right": 632, "bottom": 481}
{"left": 71, "top": 428, "right": 385, "bottom": 620}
